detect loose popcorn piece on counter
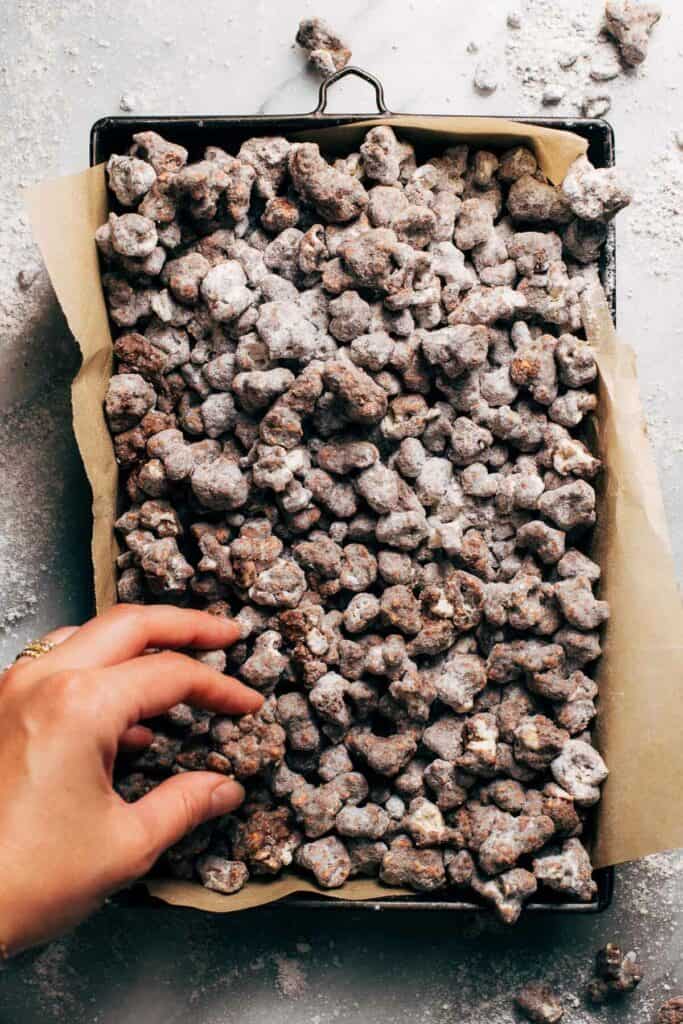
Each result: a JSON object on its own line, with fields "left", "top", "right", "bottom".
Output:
{"left": 296, "top": 18, "right": 351, "bottom": 77}
{"left": 514, "top": 981, "right": 564, "bottom": 1023}
{"left": 100, "top": 125, "right": 621, "bottom": 910}
{"left": 604, "top": 0, "right": 661, "bottom": 67}
{"left": 658, "top": 998, "right": 683, "bottom": 1024}
{"left": 585, "top": 942, "right": 644, "bottom": 1004}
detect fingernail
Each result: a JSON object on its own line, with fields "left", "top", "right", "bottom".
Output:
{"left": 209, "top": 779, "right": 245, "bottom": 816}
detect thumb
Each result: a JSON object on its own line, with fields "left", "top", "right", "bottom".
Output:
{"left": 124, "top": 772, "right": 245, "bottom": 877}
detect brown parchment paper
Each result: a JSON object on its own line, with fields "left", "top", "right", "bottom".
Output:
{"left": 580, "top": 277, "right": 683, "bottom": 868}
{"left": 26, "top": 166, "right": 119, "bottom": 613}
{"left": 24, "top": 117, "right": 682, "bottom": 914}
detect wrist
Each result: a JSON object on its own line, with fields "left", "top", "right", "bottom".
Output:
{"left": 0, "top": 847, "right": 47, "bottom": 958}
{"left": 0, "top": 897, "right": 29, "bottom": 959}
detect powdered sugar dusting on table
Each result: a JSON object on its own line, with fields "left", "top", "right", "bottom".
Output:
{"left": 504, "top": 0, "right": 651, "bottom": 115}
{"left": 625, "top": 137, "right": 683, "bottom": 279}
{"left": 274, "top": 955, "right": 309, "bottom": 998}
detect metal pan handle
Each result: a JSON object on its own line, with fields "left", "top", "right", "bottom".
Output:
{"left": 313, "top": 66, "right": 390, "bottom": 116}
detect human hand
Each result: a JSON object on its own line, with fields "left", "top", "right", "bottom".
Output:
{"left": 0, "top": 605, "right": 262, "bottom": 957}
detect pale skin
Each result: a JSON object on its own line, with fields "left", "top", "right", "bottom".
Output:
{"left": 0, "top": 604, "right": 263, "bottom": 958}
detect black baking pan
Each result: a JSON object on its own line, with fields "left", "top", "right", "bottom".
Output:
{"left": 92, "top": 66, "right": 615, "bottom": 915}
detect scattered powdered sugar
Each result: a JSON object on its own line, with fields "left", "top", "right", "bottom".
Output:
{"left": 542, "top": 82, "right": 566, "bottom": 106}
{"left": 274, "top": 955, "right": 309, "bottom": 999}
{"left": 643, "top": 379, "right": 683, "bottom": 519}
{"left": 504, "top": 0, "right": 654, "bottom": 114}
{"left": 624, "top": 138, "right": 683, "bottom": 280}
{"left": 31, "top": 941, "right": 82, "bottom": 1022}
{"left": 3, "top": 849, "right": 680, "bottom": 1024}
{"left": 0, "top": 400, "right": 61, "bottom": 635}
{"left": 581, "top": 87, "right": 613, "bottom": 117}
{"left": 506, "top": 0, "right": 601, "bottom": 109}
{"left": 0, "top": 9, "right": 70, "bottom": 358}
{"left": 0, "top": 3, "right": 84, "bottom": 637}
{"left": 589, "top": 50, "right": 622, "bottom": 81}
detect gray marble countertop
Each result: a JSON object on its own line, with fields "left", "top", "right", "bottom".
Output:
{"left": 0, "top": 0, "right": 681, "bottom": 1020}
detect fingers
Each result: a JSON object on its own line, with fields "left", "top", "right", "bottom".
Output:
{"left": 15, "top": 606, "right": 241, "bottom": 678}
{"left": 124, "top": 773, "right": 245, "bottom": 874}
{"left": 119, "top": 725, "right": 154, "bottom": 751}
{"left": 97, "top": 651, "right": 262, "bottom": 731}
{"left": 41, "top": 626, "right": 80, "bottom": 645}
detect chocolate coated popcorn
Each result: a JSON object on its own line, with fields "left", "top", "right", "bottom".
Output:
{"left": 102, "top": 126, "right": 622, "bottom": 913}
{"left": 658, "top": 998, "right": 683, "bottom": 1024}
{"left": 295, "top": 18, "right": 351, "bottom": 78}
{"left": 604, "top": 0, "right": 661, "bottom": 67}
{"left": 586, "top": 942, "right": 644, "bottom": 1004}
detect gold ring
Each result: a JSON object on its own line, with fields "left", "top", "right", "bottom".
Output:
{"left": 14, "top": 639, "right": 57, "bottom": 662}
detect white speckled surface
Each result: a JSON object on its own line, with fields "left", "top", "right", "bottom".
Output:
{"left": 0, "top": 1, "right": 681, "bottom": 1020}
